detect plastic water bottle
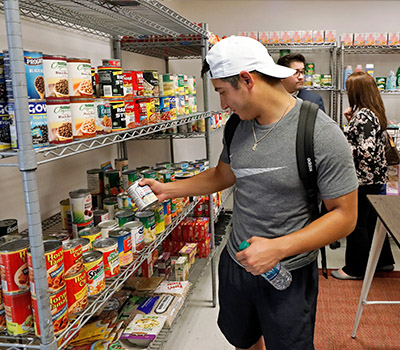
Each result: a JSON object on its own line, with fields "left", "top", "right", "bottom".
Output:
{"left": 386, "top": 70, "right": 397, "bottom": 91}
{"left": 343, "top": 65, "right": 353, "bottom": 90}
{"left": 239, "top": 241, "right": 292, "bottom": 290}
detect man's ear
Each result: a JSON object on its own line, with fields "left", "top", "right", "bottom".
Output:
{"left": 239, "top": 71, "right": 254, "bottom": 88}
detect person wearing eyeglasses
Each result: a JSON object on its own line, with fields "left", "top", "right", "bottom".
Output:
{"left": 277, "top": 53, "right": 325, "bottom": 112}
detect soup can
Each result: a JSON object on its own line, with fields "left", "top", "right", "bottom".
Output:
{"left": 115, "top": 158, "right": 129, "bottom": 172}
{"left": 93, "top": 238, "right": 120, "bottom": 278}
{"left": 62, "top": 239, "right": 83, "bottom": 277}
{"left": 93, "top": 209, "right": 109, "bottom": 226}
{"left": 157, "top": 169, "right": 175, "bottom": 183}
{"left": 70, "top": 98, "right": 96, "bottom": 139}
{"left": 123, "top": 221, "right": 145, "bottom": 253}
{"left": 163, "top": 199, "right": 172, "bottom": 226}
{"left": 126, "top": 179, "right": 158, "bottom": 211}
{"left": 0, "top": 239, "right": 30, "bottom": 293}
{"left": 108, "top": 228, "right": 133, "bottom": 266}
{"left": 78, "top": 226, "right": 102, "bottom": 248}
{"left": 74, "top": 238, "right": 91, "bottom": 253}
{"left": 135, "top": 211, "right": 156, "bottom": 243}
{"left": 32, "top": 286, "right": 68, "bottom": 336}
{"left": 65, "top": 267, "right": 88, "bottom": 315}
{"left": 3, "top": 289, "right": 33, "bottom": 335}
{"left": 83, "top": 251, "right": 105, "bottom": 296}
{"left": 141, "top": 169, "right": 157, "bottom": 179}
{"left": 23, "top": 51, "right": 44, "bottom": 100}
{"left": 97, "top": 219, "right": 118, "bottom": 239}
{"left": 28, "top": 240, "right": 65, "bottom": 295}
{"left": 117, "top": 192, "right": 134, "bottom": 210}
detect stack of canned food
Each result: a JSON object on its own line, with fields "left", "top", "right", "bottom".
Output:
{"left": 0, "top": 51, "right": 199, "bottom": 152}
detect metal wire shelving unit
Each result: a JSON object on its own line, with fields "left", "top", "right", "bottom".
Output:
{"left": 0, "top": 1, "right": 230, "bottom": 349}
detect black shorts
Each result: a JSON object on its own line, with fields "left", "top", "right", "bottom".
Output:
{"left": 217, "top": 248, "right": 318, "bottom": 350}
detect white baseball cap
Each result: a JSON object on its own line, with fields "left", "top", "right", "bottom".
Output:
{"left": 206, "top": 36, "right": 296, "bottom": 79}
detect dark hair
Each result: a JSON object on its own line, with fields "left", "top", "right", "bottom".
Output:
{"left": 346, "top": 71, "right": 387, "bottom": 130}
{"left": 277, "top": 53, "right": 306, "bottom": 68}
{"left": 201, "top": 59, "right": 280, "bottom": 89}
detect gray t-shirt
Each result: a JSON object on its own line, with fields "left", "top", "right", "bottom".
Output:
{"left": 220, "top": 99, "right": 358, "bottom": 271}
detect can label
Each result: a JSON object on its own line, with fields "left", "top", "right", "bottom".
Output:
{"left": 93, "top": 240, "right": 120, "bottom": 278}
{"left": 163, "top": 199, "right": 172, "bottom": 226}
{"left": 94, "top": 99, "right": 112, "bottom": 134}
{"left": 46, "top": 99, "right": 73, "bottom": 144}
{"left": 117, "top": 193, "right": 134, "bottom": 211}
{"left": 67, "top": 59, "right": 93, "bottom": 97}
{"left": 154, "top": 205, "right": 165, "bottom": 234}
{"left": 63, "top": 242, "right": 83, "bottom": 276}
{"left": 0, "top": 245, "right": 29, "bottom": 293}
{"left": 104, "top": 170, "right": 121, "bottom": 196}
{"left": 78, "top": 229, "right": 102, "bottom": 248}
{"left": 134, "top": 99, "right": 148, "bottom": 127}
{"left": 9, "top": 100, "right": 49, "bottom": 149}
{"left": 111, "top": 232, "right": 133, "bottom": 266}
{"left": 110, "top": 99, "right": 126, "bottom": 132}
{"left": 83, "top": 252, "right": 105, "bottom": 296}
{"left": 93, "top": 209, "right": 109, "bottom": 226}
{"left": 122, "top": 170, "right": 139, "bottom": 190}
{"left": 70, "top": 99, "right": 96, "bottom": 138}
{"left": 32, "top": 286, "right": 69, "bottom": 336}
{"left": 0, "top": 101, "right": 11, "bottom": 150}
{"left": 87, "top": 169, "right": 104, "bottom": 195}
{"left": 136, "top": 212, "right": 156, "bottom": 243}
{"left": 43, "top": 56, "right": 69, "bottom": 98}
{"left": 3, "top": 290, "right": 33, "bottom": 335}
{"left": 24, "top": 51, "right": 45, "bottom": 99}
{"left": 126, "top": 180, "right": 158, "bottom": 211}
{"left": 98, "top": 220, "right": 118, "bottom": 239}
{"left": 65, "top": 268, "right": 88, "bottom": 315}
{"left": 72, "top": 219, "right": 94, "bottom": 236}
{"left": 159, "top": 96, "right": 170, "bottom": 121}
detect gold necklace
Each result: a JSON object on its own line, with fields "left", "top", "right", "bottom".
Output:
{"left": 251, "top": 99, "right": 291, "bottom": 151}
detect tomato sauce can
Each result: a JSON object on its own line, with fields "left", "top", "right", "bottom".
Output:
{"left": 83, "top": 251, "right": 105, "bottom": 296}
{"left": 3, "top": 289, "right": 33, "bottom": 335}
{"left": 123, "top": 221, "right": 145, "bottom": 253}
{"left": 46, "top": 98, "right": 73, "bottom": 144}
{"left": 78, "top": 226, "right": 102, "bottom": 248}
{"left": 62, "top": 240, "right": 83, "bottom": 277}
{"left": 0, "top": 239, "right": 30, "bottom": 293}
{"left": 126, "top": 179, "right": 158, "bottom": 211}
{"left": 74, "top": 238, "right": 91, "bottom": 253}
{"left": 108, "top": 228, "right": 133, "bottom": 266}
{"left": 97, "top": 219, "right": 118, "bottom": 239}
{"left": 135, "top": 211, "right": 156, "bottom": 243}
{"left": 28, "top": 240, "right": 65, "bottom": 295}
{"left": 32, "top": 285, "right": 69, "bottom": 336}
{"left": 93, "top": 238, "right": 120, "bottom": 278}
{"left": 65, "top": 267, "right": 88, "bottom": 315}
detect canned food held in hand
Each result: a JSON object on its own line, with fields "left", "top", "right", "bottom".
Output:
{"left": 126, "top": 179, "right": 158, "bottom": 211}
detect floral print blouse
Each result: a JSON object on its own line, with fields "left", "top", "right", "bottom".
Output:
{"left": 343, "top": 108, "right": 387, "bottom": 186}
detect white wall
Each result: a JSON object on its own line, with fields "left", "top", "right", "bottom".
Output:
{"left": 2, "top": 0, "right": 400, "bottom": 229}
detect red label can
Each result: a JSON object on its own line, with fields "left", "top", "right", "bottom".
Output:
{"left": 65, "top": 267, "right": 88, "bottom": 315}
{"left": 32, "top": 285, "right": 69, "bottom": 336}
{"left": 92, "top": 238, "right": 120, "bottom": 278}
{"left": 3, "top": 289, "right": 33, "bottom": 335}
{"left": 28, "top": 240, "right": 65, "bottom": 295}
{"left": 0, "top": 239, "right": 30, "bottom": 293}
{"left": 62, "top": 239, "right": 83, "bottom": 276}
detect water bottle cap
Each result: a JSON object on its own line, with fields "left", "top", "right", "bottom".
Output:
{"left": 239, "top": 240, "right": 250, "bottom": 250}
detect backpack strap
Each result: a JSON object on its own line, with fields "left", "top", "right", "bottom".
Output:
{"left": 224, "top": 113, "right": 241, "bottom": 158}
{"left": 296, "top": 101, "right": 328, "bottom": 279}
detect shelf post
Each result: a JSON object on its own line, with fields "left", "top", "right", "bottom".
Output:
{"left": 4, "top": 1, "right": 56, "bottom": 349}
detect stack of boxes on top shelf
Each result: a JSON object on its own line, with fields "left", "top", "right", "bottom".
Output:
{"left": 341, "top": 32, "right": 400, "bottom": 46}
{"left": 238, "top": 30, "right": 336, "bottom": 44}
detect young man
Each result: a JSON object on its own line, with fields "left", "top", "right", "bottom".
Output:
{"left": 277, "top": 53, "right": 326, "bottom": 112}
{"left": 141, "top": 36, "right": 358, "bottom": 350}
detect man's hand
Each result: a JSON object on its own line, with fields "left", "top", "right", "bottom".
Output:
{"left": 235, "top": 236, "right": 283, "bottom": 275}
{"left": 139, "top": 178, "right": 170, "bottom": 202}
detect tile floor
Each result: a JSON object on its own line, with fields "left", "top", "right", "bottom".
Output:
{"left": 163, "top": 237, "right": 400, "bottom": 350}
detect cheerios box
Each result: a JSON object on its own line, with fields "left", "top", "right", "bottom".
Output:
{"left": 388, "top": 32, "right": 400, "bottom": 46}
{"left": 353, "top": 33, "right": 365, "bottom": 46}
{"left": 341, "top": 33, "right": 353, "bottom": 46}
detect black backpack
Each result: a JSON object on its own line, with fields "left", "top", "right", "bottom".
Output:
{"left": 224, "top": 101, "right": 328, "bottom": 279}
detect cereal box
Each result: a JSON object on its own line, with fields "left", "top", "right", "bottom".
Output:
{"left": 325, "top": 30, "right": 336, "bottom": 43}
{"left": 291, "top": 31, "right": 302, "bottom": 43}
{"left": 258, "top": 31, "right": 269, "bottom": 44}
{"left": 341, "top": 33, "right": 353, "bottom": 46}
{"left": 175, "top": 256, "right": 189, "bottom": 281}
{"left": 269, "top": 31, "right": 281, "bottom": 44}
{"left": 303, "top": 30, "right": 313, "bottom": 43}
{"left": 388, "top": 32, "right": 400, "bottom": 46}
{"left": 312, "top": 30, "right": 324, "bottom": 43}
{"left": 365, "top": 33, "right": 377, "bottom": 46}
{"left": 281, "top": 31, "right": 291, "bottom": 44}
{"left": 353, "top": 33, "right": 365, "bottom": 46}
{"left": 376, "top": 32, "right": 388, "bottom": 46}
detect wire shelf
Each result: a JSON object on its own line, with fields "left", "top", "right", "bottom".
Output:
{"left": 342, "top": 45, "right": 400, "bottom": 54}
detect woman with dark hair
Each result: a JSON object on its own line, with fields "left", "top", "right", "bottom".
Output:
{"left": 332, "top": 71, "right": 395, "bottom": 280}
